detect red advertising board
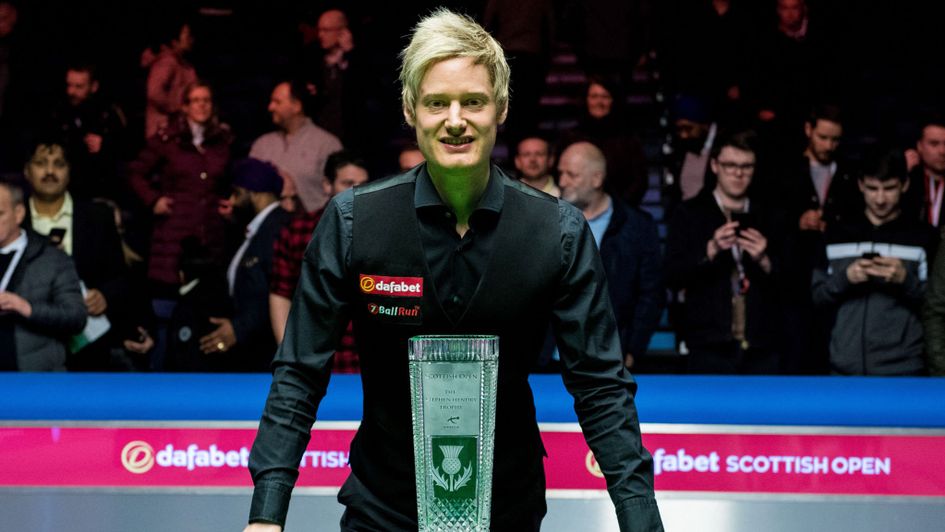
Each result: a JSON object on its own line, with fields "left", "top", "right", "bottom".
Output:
{"left": 1, "top": 425, "right": 943, "bottom": 496}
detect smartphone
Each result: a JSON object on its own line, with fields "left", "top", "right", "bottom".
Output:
{"left": 48, "top": 227, "right": 67, "bottom": 247}
{"left": 730, "top": 211, "right": 754, "bottom": 234}
{"left": 861, "top": 252, "right": 880, "bottom": 260}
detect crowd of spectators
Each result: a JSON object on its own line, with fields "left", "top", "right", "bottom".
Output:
{"left": 2, "top": 0, "right": 945, "bottom": 376}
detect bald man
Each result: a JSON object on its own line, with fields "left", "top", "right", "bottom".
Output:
{"left": 559, "top": 142, "right": 664, "bottom": 368}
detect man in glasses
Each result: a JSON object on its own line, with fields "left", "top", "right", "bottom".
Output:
{"left": 665, "top": 130, "right": 783, "bottom": 374}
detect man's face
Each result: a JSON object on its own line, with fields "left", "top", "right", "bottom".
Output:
{"left": 25, "top": 145, "right": 70, "bottom": 202}
{"left": 0, "top": 187, "right": 25, "bottom": 248}
{"left": 66, "top": 70, "right": 97, "bottom": 106}
{"left": 917, "top": 125, "right": 945, "bottom": 174}
{"left": 558, "top": 148, "right": 603, "bottom": 210}
{"left": 230, "top": 186, "right": 255, "bottom": 223}
{"left": 675, "top": 118, "right": 709, "bottom": 153}
{"left": 323, "top": 164, "right": 368, "bottom": 197}
{"left": 268, "top": 83, "right": 302, "bottom": 130}
{"left": 317, "top": 10, "right": 346, "bottom": 50}
{"left": 805, "top": 119, "right": 842, "bottom": 164}
{"left": 514, "top": 138, "right": 552, "bottom": 180}
{"left": 777, "top": 0, "right": 806, "bottom": 31}
{"left": 176, "top": 24, "right": 194, "bottom": 53}
{"left": 183, "top": 86, "right": 213, "bottom": 124}
{"left": 406, "top": 56, "right": 506, "bottom": 179}
{"left": 711, "top": 146, "right": 755, "bottom": 201}
{"left": 586, "top": 83, "right": 613, "bottom": 119}
{"left": 860, "top": 176, "right": 906, "bottom": 223}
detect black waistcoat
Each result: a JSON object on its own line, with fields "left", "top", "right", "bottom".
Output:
{"left": 350, "top": 172, "right": 560, "bottom": 523}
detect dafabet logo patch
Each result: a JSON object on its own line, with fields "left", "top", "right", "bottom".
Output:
{"left": 359, "top": 274, "right": 423, "bottom": 297}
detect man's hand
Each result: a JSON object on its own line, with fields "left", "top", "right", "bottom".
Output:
{"left": 84, "top": 133, "right": 103, "bottom": 154}
{"left": 846, "top": 258, "right": 872, "bottom": 284}
{"left": 339, "top": 27, "right": 354, "bottom": 52}
{"left": 0, "top": 291, "right": 32, "bottom": 318}
{"left": 85, "top": 288, "right": 107, "bottom": 316}
{"left": 865, "top": 257, "right": 907, "bottom": 284}
{"left": 199, "top": 317, "right": 237, "bottom": 354}
{"left": 707, "top": 221, "right": 739, "bottom": 260}
{"left": 798, "top": 208, "right": 826, "bottom": 232}
{"left": 243, "top": 524, "right": 282, "bottom": 532}
{"left": 737, "top": 227, "right": 771, "bottom": 273}
{"left": 123, "top": 326, "right": 154, "bottom": 354}
{"left": 153, "top": 196, "right": 174, "bottom": 215}
{"left": 905, "top": 148, "right": 921, "bottom": 173}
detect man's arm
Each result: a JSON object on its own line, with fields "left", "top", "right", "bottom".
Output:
{"left": 269, "top": 293, "right": 291, "bottom": 344}
{"left": 22, "top": 249, "right": 87, "bottom": 335}
{"left": 247, "top": 195, "right": 353, "bottom": 528}
{"left": 552, "top": 204, "right": 663, "bottom": 532}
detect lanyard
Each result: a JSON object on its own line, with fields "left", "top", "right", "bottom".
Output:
{"left": 928, "top": 174, "right": 944, "bottom": 227}
{"left": 713, "top": 192, "right": 750, "bottom": 295}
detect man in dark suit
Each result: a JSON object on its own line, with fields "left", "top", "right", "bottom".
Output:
{"left": 199, "top": 158, "right": 289, "bottom": 371}
{"left": 22, "top": 141, "right": 128, "bottom": 370}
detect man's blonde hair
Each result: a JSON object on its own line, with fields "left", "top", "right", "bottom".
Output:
{"left": 399, "top": 8, "right": 510, "bottom": 120}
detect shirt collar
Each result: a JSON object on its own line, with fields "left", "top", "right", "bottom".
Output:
{"left": 246, "top": 201, "right": 280, "bottom": 238}
{"left": 29, "top": 192, "right": 73, "bottom": 223}
{"left": 0, "top": 229, "right": 27, "bottom": 254}
{"left": 414, "top": 164, "right": 505, "bottom": 215}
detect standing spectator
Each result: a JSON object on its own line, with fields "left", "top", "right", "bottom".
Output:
{"left": 269, "top": 150, "right": 368, "bottom": 373}
{"left": 663, "top": 94, "right": 718, "bottom": 211}
{"left": 561, "top": 77, "right": 649, "bottom": 206}
{"left": 813, "top": 150, "right": 936, "bottom": 376}
{"left": 145, "top": 19, "right": 197, "bottom": 138}
{"left": 483, "top": 0, "right": 555, "bottom": 145}
{"left": 514, "top": 135, "right": 559, "bottom": 197}
{"left": 129, "top": 81, "right": 232, "bottom": 295}
{"left": 46, "top": 64, "right": 128, "bottom": 202}
{"left": 0, "top": 180, "right": 86, "bottom": 371}
{"left": 250, "top": 80, "right": 342, "bottom": 213}
{"left": 904, "top": 115, "right": 945, "bottom": 232}
{"left": 22, "top": 141, "right": 128, "bottom": 371}
{"left": 665, "top": 131, "right": 782, "bottom": 374}
{"left": 559, "top": 142, "right": 663, "bottom": 369}
{"left": 199, "top": 158, "right": 288, "bottom": 372}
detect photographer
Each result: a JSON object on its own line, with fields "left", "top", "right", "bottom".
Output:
{"left": 813, "top": 150, "right": 937, "bottom": 376}
{"left": 665, "top": 130, "right": 783, "bottom": 374}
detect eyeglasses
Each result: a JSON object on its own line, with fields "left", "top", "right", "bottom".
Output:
{"left": 716, "top": 161, "right": 755, "bottom": 173}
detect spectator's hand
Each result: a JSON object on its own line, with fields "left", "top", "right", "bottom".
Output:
{"left": 85, "top": 288, "right": 108, "bottom": 316}
{"left": 846, "top": 259, "right": 872, "bottom": 284}
{"left": 218, "top": 198, "right": 233, "bottom": 219}
{"left": 0, "top": 291, "right": 32, "bottom": 318}
{"left": 84, "top": 133, "right": 103, "bottom": 154}
{"left": 737, "top": 228, "right": 768, "bottom": 261}
{"left": 905, "top": 149, "right": 921, "bottom": 173}
{"left": 339, "top": 28, "right": 354, "bottom": 52}
{"left": 707, "top": 221, "right": 739, "bottom": 259}
{"left": 799, "top": 209, "right": 826, "bottom": 232}
{"left": 153, "top": 196, "right": 174, "bottom": 215}
{"left": 244, "top": 524, "right": 282, "bottom": 532}
{"left": 123, "top": 326, "right": 154, "bottom": 354}
{"left": 866, "top": 257, "right": 907, "bottom": 284}
{"left": 199, "top": 317, "right": 237, "bottom": 354}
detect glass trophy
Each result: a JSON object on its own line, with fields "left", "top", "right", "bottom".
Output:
{"left": 409, "top": 335, "right": 499, "bottom": 532}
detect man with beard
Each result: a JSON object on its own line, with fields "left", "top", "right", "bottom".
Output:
{"left": 198, "top": 158, "right": 289, "bottom": 371}
{"left": 663, "top": 94, "right": 718, "bottom": 213}
{"left": 22, "top": 141, "right": 129, "bottom": 370}
{"left": 45, "top": 64, "right": 127, "bottom": 201}
{"left": 904, "top": 115, "right": 945, "bottom": 231}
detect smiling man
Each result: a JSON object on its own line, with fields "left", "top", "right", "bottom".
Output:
{"left": 244, "top": 9, "right": 661, "bottom": 532}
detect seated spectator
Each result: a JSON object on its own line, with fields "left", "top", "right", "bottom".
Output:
{"left": 199, "top": 158, "right": 289, "bottom": 372}
{"left": 45, "top": 63, "right": 128, "bottom": 202}
{"left": 813, "top": 150, "right": 937, "bottom": 376}
{"left": 128, "top": 80, "right": 232, "bottom": 296}
{"left": 269, "top": 150, "right": 368, "bottom": 373}
{"left": 558, "top": 142, "right": 663, "bottom": 369}
{"left": 663, "top": 94, "right": 719, "bottom": 211}
{"left": 561, "top": 76, "right": 648, "bottom": 206}
{"left": 0, "top": 180, "right": 86, "bottom": 371}
{"left": 250, "top": 80, "right": 343, "bottom": 213}
{"left": 514, "top": 135, "right": 559, "bottom": 197}
{"left": 22, "top": 140, "right": 129, "bottom": 371}
{"left": 665, "top": 130, "right": 783, "bottom": 374}
{"left": 145, "top": 17, "right": 197, "bottom": 138}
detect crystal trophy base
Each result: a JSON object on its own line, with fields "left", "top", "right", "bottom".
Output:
{"left": 409, "top": 335, "right": 499, "bottom": 532}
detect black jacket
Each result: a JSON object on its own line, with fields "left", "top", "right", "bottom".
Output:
{"left": 665, "top": 191, "right": 783, "bottom": 349}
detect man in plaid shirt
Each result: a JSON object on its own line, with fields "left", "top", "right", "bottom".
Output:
{"left": 269, "top": 150, "right": 369, "bottom": 372}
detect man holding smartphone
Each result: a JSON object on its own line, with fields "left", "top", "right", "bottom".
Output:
{"left": 812, "top": 150, "right": 937, "bottom": 375}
